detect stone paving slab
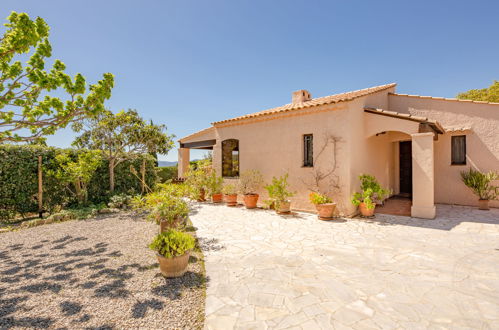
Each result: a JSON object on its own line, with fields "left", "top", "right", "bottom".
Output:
{"left": 190, "top": 203, "right": 499, "bottom": 329}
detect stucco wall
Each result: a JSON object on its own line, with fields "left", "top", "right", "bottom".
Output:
{"left": 212, "top": 102, "right": 354, "bottom": 213}
{"left": 388, "top": 94, "right": 499, "bottom": 208}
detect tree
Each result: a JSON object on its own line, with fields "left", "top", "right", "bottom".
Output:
{"left": 72, "top": 109, "right": 174, "bottom": 192}
{"left": 457, "top": 81, "right": 499, "bottom": 103}
{"left": 53, "top": 150, "right": 102, "bottom": 205}
{"left": 0, "top": 12, "right": 114, "bottom": 143}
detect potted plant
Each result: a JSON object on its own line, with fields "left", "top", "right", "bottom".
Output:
{"left": 309, "top": 192, "right": 336, "bottom": 220}
{"left": 185, "top": 162, "right": 211, "bottom": 202}
{"left": 461, "top": 168, "right": 498, "bottom": 210}
{"left": 148, "top": 196, "right": 189, "bottom": 232}
{"left": 264, "top": 174, "right": 295, "bottom": 214}
{"left": 149, "top": 229, "right": 195, "bottom": 278}
{"left": 206, "top": 172, "right": 224, "bottom": 203}
{"left": 351, "top": 174, "right": 390, "bottom": 217}
{"left": 238, "top": 169, "right": 264, "bottom": 209}
{"left": 222, "top": 183, "right": 238, "bottom": 206}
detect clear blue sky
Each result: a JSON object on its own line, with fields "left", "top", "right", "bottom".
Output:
{"left": 2, "top": 0, "right": 498, "bottom": 161}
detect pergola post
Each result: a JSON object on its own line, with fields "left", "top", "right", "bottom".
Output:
{"left": 410, "top": 132, "right": 436, "bottom": 219}
{"left": 178, "top": 148, "right": 190, "bottom": 178}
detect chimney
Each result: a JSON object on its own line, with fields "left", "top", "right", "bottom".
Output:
{"left": 292, "top": 90, "right": 312, "bottom": 104}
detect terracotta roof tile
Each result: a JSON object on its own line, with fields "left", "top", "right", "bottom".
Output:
{"left": 443, "top": 125, "right": 472, "bottom": 132}
{"left": 364, "top": 107, "right": 445, "bottom": 134}
{"left": 178, "top": 126, "right": 214, "bottom": 143}
{"left": 212, "top": 83, "right": 397, "bottom": 125}
{"left": 390, "top": 93, "right": 499, "bottom": 105}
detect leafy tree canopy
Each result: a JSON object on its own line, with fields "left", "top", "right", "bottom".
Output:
{"left": 457, "top": 81, "right": 499, "bottom": 103}
{"left": 0, "top": 11, "right": 114, "bottom": 143}
{"left": 72, "top": 109, "right": 174, "bottom": 191}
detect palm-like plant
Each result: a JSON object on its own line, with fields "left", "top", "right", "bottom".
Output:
{"left": 461, "top": 168, "right": 499, "bottom": 200}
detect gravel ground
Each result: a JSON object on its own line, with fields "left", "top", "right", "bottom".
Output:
{"left": 0, "top": 212, "right": 206, "bottom": 329}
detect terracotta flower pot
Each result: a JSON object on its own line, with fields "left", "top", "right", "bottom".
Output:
{"left": 211, "top": 193, "right": 223, "bottom": 203}
{"left": 159, "top": 217, "right": 182, "bottom": 233}
{"left": 276, "top": 200, "right": 291, "bottom": 214}
{"left": 316, "top": 203, "right": 336, "bottom": 220}
{"left": 156, "top": 251, "right": 190, "bottom": 278}
{"left": 243, "top": 194, "right": 259, "bottom": 209}
{"left": 359, "top": 202, "right": 375, "bottom": 217}
{"left": 478, "top": 199, "right": 490, "bottom": 210}
{"left": 225, "top": 194, "right": 238, "bottom": 206}
{"left": 197, "top": 189, "right": 206, "bottom": 202}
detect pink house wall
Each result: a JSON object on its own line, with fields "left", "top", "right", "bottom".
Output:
{"left": 388, "top": 94, "right": 499, "bottom": 208}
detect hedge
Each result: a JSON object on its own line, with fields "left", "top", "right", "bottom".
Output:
{"left": 156, "top": 166, "right": 178, "bottom": 183}
{"left": 0, "top": 145, "right": 157, "bottom": 220}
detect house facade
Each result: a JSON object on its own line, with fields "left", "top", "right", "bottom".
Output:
{"left": 178, "top": 83, "right": 499, "bottom": 219}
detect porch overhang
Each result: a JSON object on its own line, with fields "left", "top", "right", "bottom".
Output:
{"left": 364, "top": 108, "right": 445, "bottom": 134}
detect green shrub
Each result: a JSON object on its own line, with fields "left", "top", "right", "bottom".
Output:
{"left": 461, "top": 168, "right": 498, "bottom": 200}
{"left": 149, "top": 229, "right": 195, "bottom": 258}
{"left": 351, "top": 174, "right": 390, "bottom": 210}
{"left": 156, "top": 166, "right": 178, "bottom": 183}
{"left": 0, "top": 145, "right": 157, "bottom": 219}
{"left": 309, "top": 192, "right": 332, "bottom": 205}
{"left": 264, "top": 173, "right": 295, "bottom": 207}
{"left": 148, "top": 196, "right": 189, "bottom": 226}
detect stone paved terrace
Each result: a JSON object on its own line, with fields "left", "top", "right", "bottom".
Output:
{"left": 190, "top": 203, "right": 499, "bottom": 329}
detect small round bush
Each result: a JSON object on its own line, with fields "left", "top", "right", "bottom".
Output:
{"left": 149, "top": 230, "right": 195, "bottom": 258}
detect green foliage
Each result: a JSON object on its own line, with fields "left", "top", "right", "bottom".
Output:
{"left": 264, "top": 173, "right": 295, "bottom": 206}
{"left": 108, "top": 193, "right": 133, "bottom": 209}
{"left": 156, "top": 166, "right": 177, "bottom": 183}
{"left": 461, "top": 168, "right": 499, "bottom": 200}
{"left": 206, "top": 171, "right": 223, "bottom": 195}
{"left": 222, "top": 183, "right": 237, "bottom": 195}
{"left": 72, "top": 109, "right": 174, "bottom": 191}
{"left": 149, "top": 229, "right": 195, "bottom": 258}
{"left": 185, "top": 159, "right": 212, "bottom": 199}
{"left": 0, "top": 144, "right": 157, "bottom": 219}
{"left": 148, "top": 195, "right": 189, "bottom": 226}
{"left": 238, "top": 169, "right": 263, "bottom": 194}
{"left": 351, "top": 174, "right": 390, "bottom": 210}
{"left": 457, "top": 81, "right": 499, "bottom": 103}
{"left": 309, "top": 192, "right": 332, "bottom": 205}
{"left": 51, "top": 150, "right": 102, "bottom": 204}
{"left": 0, "top": 12, "right": 114, "bottom": 143}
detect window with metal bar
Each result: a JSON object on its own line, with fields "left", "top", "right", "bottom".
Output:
{"left": 451, "top": 135, "right": 466, "bottom": 165}
{"left": 303, "top": 134, "right": 313, "bottom": 167}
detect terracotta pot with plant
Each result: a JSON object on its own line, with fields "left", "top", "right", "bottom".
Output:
{"left": 461, "top": 168, "right": 498, "bottom": 210}
{"left": 238, "top": 169, "right": 264, "bottom": 209}
{"left": 351, "top": 174, "right": 390, "bottom": 217}
{"left": 309, "top": 192, "right": 336, "bottom": 220}
{"left": 222, "top": 184, "right": 238, "bottom": 206}
{"left": 184, "top": 159, "right": 211, "bottom": 202}
{"left": 264, "top": 173, "right": 295, "bottom": 214}
{"left": 207, "top": 171, "right": 224, "bottom": 203}
{"left": 148, "top": 195, "right": 189, "bottom": 233}
{"left": 149, "top": 229, "right": 195, "bottom": 278}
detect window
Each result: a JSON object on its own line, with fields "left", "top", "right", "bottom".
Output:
{"left": 303, "top": 134, "right": 313, "bottom": 167}
{"left": 222, "top": 139, "right": 239, "bottom": 177}
{"left": 451, "top": 135, "right": 466, "bottom": 165}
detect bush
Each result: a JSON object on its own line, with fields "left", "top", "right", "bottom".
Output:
{"left": 264, "top": 173, "right": 294, "bottom": 206}
{"left": 0, "top": 144, "right": 157, "bottom": 219}
{"left": 461, "top": 168, "right": 498, "bottom": 200}
{"left": 351, "top": 174, "right": 390, "bottom": 210}
{"left": 149, "top": 229, "right": 195, "bottom": 258}
{"left": 309, "top": 192, "right": 332, "bottom": 205}
{"left": 156, "top": 166, "right": 178, "bottom": 183}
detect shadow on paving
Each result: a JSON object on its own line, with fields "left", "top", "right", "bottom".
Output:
{"left": 0, "top": 232, "right": 208, "bottom": 328}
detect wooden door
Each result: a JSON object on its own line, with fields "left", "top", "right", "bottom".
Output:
{"left": 399, "top": 141, "right": 412, "bottom": 196}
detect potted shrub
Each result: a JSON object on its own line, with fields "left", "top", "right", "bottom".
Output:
{"left": 149, "top": 229, "right": 195, "bottom": 278}
{"left": 207, "top": 172, "right": 224, "bottom": 203}
{"left": 461, "top": 168, "right": 498, "bottom": 210}
{"left": 351, "top": 174, "right": 389, "bottom": 217}
{"left": 264, "top": 174, "right": 295, "bottom": 214}
{"left": 148, "top": 196, "right": 189, "bottom": 232}
{"left": 222, "top": 183, "right": 238, "bottom": 206}
{"left": 238, "top": 170, "right": 264, "bottom": 209}
{"left": 309, "top": 192, "right": 336, "bottom": 220}
{"left": 185, "top": 162, "right": 211, "bottom": 202}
